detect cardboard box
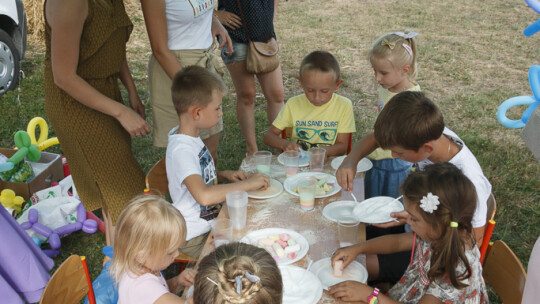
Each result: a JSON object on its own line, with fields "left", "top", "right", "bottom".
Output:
{"left": 0, "top": 148, "right": 64, "bottom": 200}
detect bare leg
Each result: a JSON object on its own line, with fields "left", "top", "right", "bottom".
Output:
{"left": 226, "top": 61, "right": 258, "bottom": 155}
{"left": 203, "top": 132, "right": 220, "bottom": 166}
{"left": 256, "top": 65, "right": 284, "bottom": 126}
{"left": 366, "top": 253, "right": 380, "bottom": 281}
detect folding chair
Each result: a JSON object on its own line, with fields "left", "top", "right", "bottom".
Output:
{"left": 40, "top": 255, "right": 96, "bottom": 304}
{"left": 145, "top": 157, "right": 197, "bottom": 272}
{"left": 482, "top": 240, "right": 527, "bottom": 303}
{"left": 281, "top": 128, "right": 353, "bottom": 154}
{"left": 479, "top": 193, "right": 497, "bottom": 263}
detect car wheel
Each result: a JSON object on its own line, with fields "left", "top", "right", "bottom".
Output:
{"left": 0, "top": 29, "right": 20, "bottom": 95}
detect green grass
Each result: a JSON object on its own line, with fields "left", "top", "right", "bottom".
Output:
{"left": 4, "top": 0, "right": 540, "bottom": 302}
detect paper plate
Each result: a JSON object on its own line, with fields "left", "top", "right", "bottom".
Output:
{"left": 283, "top": 172, "right": 341, "bottom": 198}
{"left": 280, "top": 265, "right": 323, "bottom": 304}
{"left": 310, "top": 257, "right": 368, "bottom": 290}
{"left": 277, "top": 151, "right": 310, "bottom": 167}
{"left": 240, "top": 228, "right": 309, "bottom": 265}
{"left": 331, "top": 156, "right": 373, "bottom": 172}
{"left": 353, "top": 196, "right": 404, "bottom": 224}
{"left": 322, "top": 200, "right": 357, "bottom": 223}
{"left": 247, "top": 179, "right": 283, "bottom": 199}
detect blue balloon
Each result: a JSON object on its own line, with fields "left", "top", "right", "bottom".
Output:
{"left": 525, "top": 0, "right": 540, "bottom": 36}
{"left": 497, "top": 65, "right": 540, "bottom": 128}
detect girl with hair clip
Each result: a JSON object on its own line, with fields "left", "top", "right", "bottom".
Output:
{"left": 365, "top": 30, "right": 421, "bottom": 200}
{"left": 190, "top": 242, "right": 283, "bottom": 304}
{"left": 329, "top": 163, "right": 489, "bottom": 303}
{"left": 110, "top": 195, "right": 196, "bottom": 304}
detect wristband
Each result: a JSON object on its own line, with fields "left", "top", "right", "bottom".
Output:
{"left": 367, "top": 287, "right": 379, "bottom": 304}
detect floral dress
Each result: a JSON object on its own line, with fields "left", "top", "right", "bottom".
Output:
{"left": 388, "top": 236, "right": 489, "bottom": 303}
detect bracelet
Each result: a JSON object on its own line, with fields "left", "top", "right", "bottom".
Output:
{"left": 367, "top": 287, "right": 379, "bottom": 304}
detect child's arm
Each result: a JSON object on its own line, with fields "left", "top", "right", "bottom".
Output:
{"left": 263, "top": 125, "right": 299, "bottom": 151}
{"left": 154, "top": 293, "right": 185, "bottom": 304}
{"left": 218, "top": 170, "right": 252, "bottom": 183}
{"left": 166, "top": 269, "right": 196, "bottom": 294}
{"left": 322, "top": 133, "right": 350, "bottom": 157}
{"left": 184, "top": 173, "right": 269, "bottom": 206}
{"left": 336, "top": 132, "right": 379, "bottom": 192}
{"left": 329, "top": 282, "right": 443, "bottom": 303}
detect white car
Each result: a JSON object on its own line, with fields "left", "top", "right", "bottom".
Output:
{"left": 0, "top": 0, "right": 26, "bottom": 96}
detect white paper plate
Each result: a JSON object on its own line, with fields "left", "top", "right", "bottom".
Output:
{"left": 353, "top": 196, "right": 404, "bottom": 224}
{"left": 283, "top": 172, "right": 341, "bottom": 198}
{"left": 280, "top": 265, "right": 323, "bottom": 304}
{"left": 277, "top": 151, "right": 310, "bottom": 167}
{"left": 322, "top": 200, "right": 357, "bottom": 223}
{"left": 331, "top": 156, "right": 373, "bottom": 172}
{"left": 247, "top": 179, "right": 284, "bottom": 199}
{"left": 310, "top": 257, "right": 368, "bottom": 290}
{"left": 240, "top": 228, "right": 309, "bottom": 265}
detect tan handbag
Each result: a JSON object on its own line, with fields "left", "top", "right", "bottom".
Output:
{"left": 236, "top": 0, "right": 280, "bottom": 74}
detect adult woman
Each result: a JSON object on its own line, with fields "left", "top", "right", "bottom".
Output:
{"left": 141, "top": 0, "right": 232, "bottom": 162}
{"left": 44, "top": 0, "right": 149, "bottom": 245}
{"left": 215, "top": 0, "right": 284, "bottom": 155}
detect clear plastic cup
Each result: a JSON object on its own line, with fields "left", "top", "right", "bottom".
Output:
{"left": 254, "top": 151, "right": 272, "bottom": 174}
{"left": 309, "top": 147, "right": 326, "bottom": 172}
{"left": 226, "top": 190, "right": 248, "bottom": 230}
{"left": 297, "top": 177, "right": 317, "bottom": 211}
{"left": 338, "top": 216, "right": 360, "bottom": 247}
{"left": 283, "top": 150, "right": 300, "bottom": 177}
{"left": 211, "top": 218, "right": 233, "bottom": 247}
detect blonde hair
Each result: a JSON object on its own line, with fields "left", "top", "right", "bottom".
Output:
{"left": 193, "top": 243, "right": 282, "bottom": 304}
{"left": 369, "top": 30, "right": 418, "bottom": 80}
{"left": 110, "top": 195, "right": 187, "bottom": 283}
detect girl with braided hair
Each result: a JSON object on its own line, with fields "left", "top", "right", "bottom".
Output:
{"left": 192, "top": 242, "right": 282, "bottom": 304}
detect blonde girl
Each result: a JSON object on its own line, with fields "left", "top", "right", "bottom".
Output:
{"left": 110, "top": 195, "right": 195, "bottom": 304}
{"left": 191, "top": 242, "right": 282, "bottom": 304}
{"left": 330, "top": 163, "right": 489, "bottom": 303}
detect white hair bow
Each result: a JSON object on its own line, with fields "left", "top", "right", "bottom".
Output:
{"left": 394, "top": 31, "right": 419, "bottom": 39}
{"left": 420, "top": 192, "right": 440, "bottom": 213}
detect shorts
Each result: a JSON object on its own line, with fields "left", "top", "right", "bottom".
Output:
{"left": 180, "top": 231, "right": 210, "bottom": 259}
{"left": 221, "top": 40, "right": 248, "bottom": 64}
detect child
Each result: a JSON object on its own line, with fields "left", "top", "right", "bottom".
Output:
{"left": 191, "top": 242, "right": 282, "bottom": 304}
{"left": 166, "top": 66, "right": 269, "bottom": 258}
{"left": 263, "top": 50, "right": 355, "bottom": 156}
{"left": 366, "top": 31, "right": 421, "bottom": 199}
{"left": 336, "top": 91, "right": 492, "bottom": 284}
{"left": 329, "top": 163, "right": 489, "bottom": 303}
{"left": 111, "top": 195, "right": 196, "bottom": 304}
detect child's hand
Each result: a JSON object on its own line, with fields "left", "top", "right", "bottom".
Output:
{"left": 331, "top": 245, "right": 360, "bottom": 270}
{"left": 328, "top": 281, "right": 371, "bottom": 302}
{"left": 282, "top": 140, "right": 300, "bottom": 152}
{"left": 372, "top": 210, "right": 408, "bottom": 228}
{"left": 229, "top": 170, "right": 249, "bottom": 182}
{"left": 176, "top": 268, "right": 197, "bottom": 287}
{"left": 247, "top": 173, "right": 270, "bottom": 190}
{"left": 336, "top": 159, "right": 357, "bottom": 192}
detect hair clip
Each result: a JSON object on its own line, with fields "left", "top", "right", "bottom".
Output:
{"left": 420, "top": 192, "right": 440, "bottom": 213}
{"left": 228, "top": 272, "right": 261, "bottom": 295}
{"left": 207, "top": 277, "right": 219, "bottom": 287}
{"left": 402, "top": 44, "right": 413, "bottom": 56}
{"left": 381, "top": 38, "right": 395, "bottom": 50}
{"left": 394, "top": 31, "right": 419, "bottom": 39}
{"left": 450, "top": 221, "right": 458, "bottom": 228}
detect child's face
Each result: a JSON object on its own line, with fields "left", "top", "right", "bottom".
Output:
{"left": 298, "top": 70, "right": 342, "bottom": 107}
{"left": 389, "top": 145, "right": 430, "bottom": 163}
{"left": 199, "top": 90, "right": 223, "bottom": 129}
{"left": 404, "top": 198, "right": 439, "bottom": 242}
{"left": 144, "top": 243, "right": 181, "bottom": 272}
{"left": 370, "top": 58, "right": 410, "bottom": 93}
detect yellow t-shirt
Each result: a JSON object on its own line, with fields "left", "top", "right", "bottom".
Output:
{"left": 368, "top": 83, "right": 422, "bottom": 160}
{"left": 272, "top": 93, "right": 356, "bottom": 150}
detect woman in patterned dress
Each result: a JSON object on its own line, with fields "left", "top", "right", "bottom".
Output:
{"left": 44, "top": 0, "right": 149, "bottom": 245}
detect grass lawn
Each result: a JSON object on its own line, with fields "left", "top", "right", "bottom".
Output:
{"left": 4, "top": 0, "right": 540, "bottom": 302}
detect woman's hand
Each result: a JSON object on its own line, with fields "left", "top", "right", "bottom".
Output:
{"left": 128, "top": 91, "right": 146, "bottom": 119}
{"left": 328, "top": 281, "right": 372, "bottom": 302}
{"left": 215, "top": 10, "right": 242, "bottom": 30}
{"left": 116, "top": 107, "right": 151, "bottom": 138}
{"left": 212, "top": 13, "right": 233, "bottom": 54}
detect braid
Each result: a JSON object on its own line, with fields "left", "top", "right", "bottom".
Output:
{"left": 215, "top": 256, "right": 262, "bottom": 304}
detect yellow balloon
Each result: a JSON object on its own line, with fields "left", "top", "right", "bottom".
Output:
{"left": 26, "top": 117, "right": 59, "bottom": 151}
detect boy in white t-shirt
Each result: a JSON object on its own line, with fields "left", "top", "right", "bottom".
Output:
{"left": 166, "top": 66, "right": 269, "bottom": 258}
{"left": 263, "top": 50, "right": 355, "bottom": 156}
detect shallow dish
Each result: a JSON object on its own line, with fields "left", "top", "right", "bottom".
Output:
{"left": 322, "top": 200, "right": 357, "bottom": 223}
{"left": 247, "top": 178, "right": 283, "bottom": 199}
{"left": 240, "top": 228, "right": 309, "bottom": 265}
{"left": 283, "top": 172, "right": 341, "bottom": 198}
{"left": 331, "top": 156, "right": 373, "bottom": 172}
{"left": 280, "top": 265, "right": 323, "bottom": 304}
{"left": 310, "top": 257, "right": 368, "bottom": 290}
{"left": 353, "top": 196, "right": 404, "bottom": 224}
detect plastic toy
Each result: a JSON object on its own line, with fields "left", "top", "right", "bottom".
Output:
{"left": 20, "top": 203, "right": 98, "bottom": 257}
{"left": 524, "top": 0, "right": 540, "bottom": 36}
{"left": 27, "top": 117, "right": 60, "bottom": 151}
{"left": 0, "top": 131, "right": 41, "bottom": 172}
{"left": 497, "top": 65, "right": 540, "bottom": 128}
{"left": 0, "top": 189, "right": 25, "bottom": 213}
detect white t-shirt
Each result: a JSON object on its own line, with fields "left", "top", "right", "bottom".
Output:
{"left": 416, "top": 128, "right": 492, "bottom": 228}
{"left": 118, "top": 272, "right": 169, "bottom": 304}
{"left": 165, "top": 0, "right": 214, "bottom": 50}
{"left": 166, "top": 127, "right": 218, "bottom": 241}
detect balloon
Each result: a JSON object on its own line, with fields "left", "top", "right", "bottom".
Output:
{"left": 0, "top": 131, "right": 41, "bottom": 172}
{"left": 76, "top": 203, "right": 87, "bottom": 222}
{"left": 0, "top": 189, "right": 25, "bottom": 213}
{"left": 49, "top": 233, "right": 61, "bottom": 250}
{"left": 524, "top": 0, "right": 540, "bottom": 36}
{"left": 82, "top": 219, "right": 98, "bottom": 234}
{"left": 497, "top": 65, "right": 540, "bottom": 128}
{"left": 32, "top": 237, "right": 42, "bottom": 247}
{"left": 53, "top": 222, "right": 82, "bottom": 236}
{"left": 32, "top": 223, "right": 53, "bottom": 237}
{"left": 28, "top": 208, "right": 39, "bottom": 223}
{"left": 42, "top": 249, "right": 60, "bottom": 258}
{"left": 26, "top": 117, "right": 60, "bottom": 151}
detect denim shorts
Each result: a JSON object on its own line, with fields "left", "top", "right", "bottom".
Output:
{"left": 221, "top": 40, "right": 248, "bottom": 64}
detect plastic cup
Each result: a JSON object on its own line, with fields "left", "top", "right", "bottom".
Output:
{"left": 211, "top": 218, "right": 232, "bottom": 247}
{"left": 297, "top": 177, "right": 317, "bottom": 211}
{"left": 254, "top": 151, "right": 272, "bottom": 174}
{"left": 226, "top": 190, "right": 248, "bottom": 230}
{"left": 337, "top": 216, "right": 360, "bottom": 247}
{"left": 283, "top": 150, "right": 300, "bottom": 177}
{"left": 309, "top": 147, "right": 326, "bottom": 172}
